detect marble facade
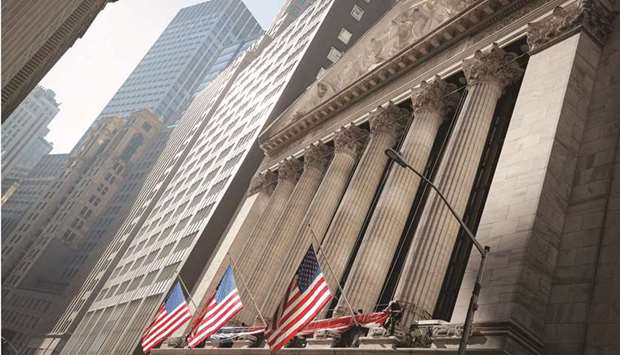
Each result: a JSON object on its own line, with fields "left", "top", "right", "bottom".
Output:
{"left": 155, "top": 0, "right": 620, "bottom": 354}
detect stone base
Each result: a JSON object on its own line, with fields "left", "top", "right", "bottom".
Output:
{"left": 231, "top": 334, "right": 258, "bottom": 348}
{"left": 231, "top": 339, "right": 253, "bottom": 348}
{"left": 202, "top": 340, "right": 219, "bottom": 349}
{"left": 358, "top": 335, "right": 400, "bottom": 349}
{"left": 306, "top": 329, "right": 341, "bottom": 348}
{"left": 305, "top": 337, "right": 338, "bottom": 349}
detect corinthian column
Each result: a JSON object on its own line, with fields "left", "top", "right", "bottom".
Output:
{"left": 187, "top": 170, "right": 277, "bottom": 328}
{"left": 394, "top": 44, "right": 522, "bottom": 324}
{"left": 260, "top": 125, "right": 368, "bottom": 317}
{"left": 235, "top": 158, "right": 301, "bottom": 313}
{"left": 336, "top": 77, "right": 457, "bottom": 315}
{"left": 241, "top": 143, "right": 332, "bottom": 323}
{"left": 319, "top": 103, "right": 409, "bottom": 303}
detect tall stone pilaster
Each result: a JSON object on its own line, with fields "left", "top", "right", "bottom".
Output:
{"left": 337, "top": 77, "right": 457, "bottom": 316}
{"left": 234, "top": 158, "right": 301, "bottom": 317}
{"left": 241, "top": 143, "right": 332, "bottom": 323}
{"left": 260, "top": 125, "right": 368, "bottom": 317}
{"left": 450, "top": 3, "right": 614, "bottom": 353}
{"left": 394, "top": 45, "right": 522, "bottom": 325}
{"left": 318, "top": 103, "right": 409, "bottom": 304}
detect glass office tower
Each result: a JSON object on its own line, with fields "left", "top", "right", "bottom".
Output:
{"left": 97, "top": 0, "right": 263, "bottom": 123}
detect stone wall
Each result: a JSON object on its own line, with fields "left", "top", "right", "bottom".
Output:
{"left": 544, "top": 14, "right": 620, "bottom": 355}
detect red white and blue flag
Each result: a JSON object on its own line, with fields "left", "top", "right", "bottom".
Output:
{"left": 187, "top": 265, "right": 243, "bottom": 347}
{"left": 141, "top": 281, "right": 192, "bottom": 353}
{"left": 266, "top": 246, "right": 333, "bottom": 352}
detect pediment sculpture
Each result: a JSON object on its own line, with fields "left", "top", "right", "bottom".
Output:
{"left": 287, "top": 0, "right": 476, "bottom": 125}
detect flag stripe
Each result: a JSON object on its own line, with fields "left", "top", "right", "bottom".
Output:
{"left": 271, "top": 291, "right": 331, "bottom": 351}
{"left": 187, "top": 293, "right": 242, "bottom": 347}
{"left": 278, "top": 276, "right": 324, "bottom": 323}
{"left": 142, "top": 305, "right": 191, "bottom": 351}
{"left": 266, "top": 247, "right": 332, "bottom": 353}
{"left": 188, "top": 299, "right": 243, "bottom": 347}
{"left": 141, "top": 282, "right": 192, "bottom": 354}
{"left": 196, "top": 296, "right": 241, "bottom": 332}
{"left": 267, "top": 279, "right": 330, "bottom": 344}
{"left": 143, "top": 309, "right": 191, "bottom": 352}
{"left": 142, "top": 303, "right": 188, "bottom": 345}
{"left": 187, "top": 266, "right": 244, "bottom": 348}
{"left": 143, "top": 309, "right": 192, "bottom": 352}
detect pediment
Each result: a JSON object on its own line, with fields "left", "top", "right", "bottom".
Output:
{"left": 261, "top": 0, "right": 475, "bottom": 143}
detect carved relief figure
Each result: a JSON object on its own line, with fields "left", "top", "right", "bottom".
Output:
{"left": 291, "top": 0, "right": 475, "bottom": 122}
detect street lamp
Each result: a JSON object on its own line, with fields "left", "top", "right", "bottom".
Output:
{"left": 385, "top": 148, "right": 490, "bottom": 355}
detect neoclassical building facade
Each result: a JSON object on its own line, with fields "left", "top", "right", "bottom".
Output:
{"left": 156, "top": 0, "right": 620, "bottom": 354}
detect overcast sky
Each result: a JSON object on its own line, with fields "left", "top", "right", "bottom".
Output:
{"left": 41, "top": 0, "right": 284, "bottom": 153}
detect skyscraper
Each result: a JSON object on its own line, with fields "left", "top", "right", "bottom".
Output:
{"left": 96, "top": 0, "right": 263, "bottom": 123}
{"left": 1, "top": 0, "right": 115, "bottom": 121}
{"left": 1, "top": 110, "right": 163, "bottom": 353}
{"left": 1, "top": 154, "right": 68, "bottom": 237}
{"left": 59, "top": 1, "right": 393, "bottom": 353}
{"left": 2, "top": 86, "right": 59, "bottom": 184}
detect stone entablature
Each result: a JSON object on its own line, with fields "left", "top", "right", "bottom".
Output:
{"left": 527, "top": 0, "right": 615, "bottom": 53}
{"left": 258, "top": 0, "right": 616, "bottom": 164}
{"left": 259, "top": 0, "right": 528, "bottom": 157}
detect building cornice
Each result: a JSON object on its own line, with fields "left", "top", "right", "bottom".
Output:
{"left": 527, "top": 0, "right": 615, "bottom": 54}
{"left": 259, "top": 0, "right": 529, "bottom": 157}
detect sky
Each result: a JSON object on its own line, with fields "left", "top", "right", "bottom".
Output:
{"left": 41, "top": 0, "right": 284, "bottom": 153}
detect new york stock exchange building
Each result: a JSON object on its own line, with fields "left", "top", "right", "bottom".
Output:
{"left": 155, "top": 0, "right": 620, "bottom": 354}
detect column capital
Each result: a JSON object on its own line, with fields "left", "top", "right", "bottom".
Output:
{"left": 527, "top": 0, "right": 614, "bottom": 53}
{"left": 248, "top": 170, "right": 277, "bottom": 195}
{"left": 463, "top": 44, "right": 522, "bottom": 90}
{"left": 304, "top": 142, "right": 333, "bottom": 171}
{"left": 334, "top": 125, "right": 368, "bottom": 158}
{"left": 411, "top": 76, "right": 458, "bottom": 116}
{"left": 369, "top": 101, "right": 409, "bottom": 140}
{"left": 277, "top": 158, "right": 302, "bottom": 183}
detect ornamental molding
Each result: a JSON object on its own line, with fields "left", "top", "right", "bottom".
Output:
{"left": 369, "top": 102, "right": 410, "bottom": 140}
{"left": 411, "top": 76, "right": 459, "bottom": 115}
{"left": 303, "top": 142, "right": 333, "bottom": 171}
{"left": 527, "top": 0, "right": 615, "bottom": 53}
{"left": 259, "top": 0, "right": 530, "bottom": 157}
{"left": 277, "top": 158, "right": 302, "bottom": 183}
{"left": 248, "top": 170, "right": 277, "bottom": 195}
{"left": 462, "top": 44, "right": 523, "bottom": 89}
{"left": 334, "top": 125, "right": 369, "bottom": 158}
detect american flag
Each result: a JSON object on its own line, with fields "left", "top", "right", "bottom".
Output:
{"left": 266, "top": 246, "right": 332, "bottom": 352}
{"left": 141, "top": 281, "right": 192, "bottom": 353}
{"left": 187, "top": 266, "right": 243, "bottom": 348}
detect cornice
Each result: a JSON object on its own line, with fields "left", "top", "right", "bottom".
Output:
{"left": 260, "top": 0, "right": 530, "bottom": 157}
{"left": 527, "top": 0, "right": 615, "bottom": 54}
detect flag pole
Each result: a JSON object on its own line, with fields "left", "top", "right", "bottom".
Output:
{"left": 178, "top": 276, "right": 199, "bottom": 312}
{"left": 227, "top": 253, "right": 269, "bottom": 327}
{"left": 307, "top": 224, "right": 359, "bottom": 326}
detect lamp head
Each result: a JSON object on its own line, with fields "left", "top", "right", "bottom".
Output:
{"left": 385, "top": 148, "right": 407, "bottom": 168}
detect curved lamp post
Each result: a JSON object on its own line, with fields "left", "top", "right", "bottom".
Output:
{"left": 385, "top": 148, "right": 490, "bottom": 355}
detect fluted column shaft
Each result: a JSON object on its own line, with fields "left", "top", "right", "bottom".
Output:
{"left": 234, "top": 159, "right": 301, "bottom": 313}
{"left": 240, "top": 144, "right": 332, "bottom": 323}
{"left": 187, "top": 171, "right": 276, "bottom": 328}
{"left": 319, "top": 103, "right": 408, "bottom": 301}
{"left": 337, "top": 78, "right": 455, "bottom": 315}
{"left": 394, "top": 45, "right": 522, "bottom": 325}
{"left": 260, "top": 126, "right": 368, "bottom": 317}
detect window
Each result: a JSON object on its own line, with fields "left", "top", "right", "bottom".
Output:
{"left": 174, "top": 232, "right": 197, "bottom": 253}
{"left": 338, "top": 28, "right": 352, "bottom": 44}
{"left": 351, "top": 5, "right": 364, "bottom": 21}
{"left": 327, "top": 47, "right": 342, "bottom": 63}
